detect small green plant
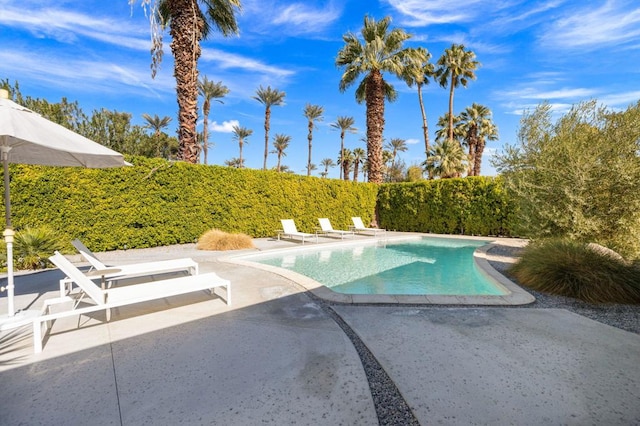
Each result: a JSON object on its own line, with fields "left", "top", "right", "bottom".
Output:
{"left": 12, "top": 226, "right": 63, "bottom": 270}
{"left": 197, "top": 229, "right": 255, "bottom": 251}
{"left": 509, "top": 239, "right": 640, "bottom": 304}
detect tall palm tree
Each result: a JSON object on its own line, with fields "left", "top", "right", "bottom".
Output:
{"left": 320, "top": 158, "right": 335, "bottom": 178}
{"left": 423, "top": 139, "right": 468, "bottom": 179}
{"left": 139, "top": 0, "right": 241, "bottom": 163}
{"left": 352, "top": 147, "right": 366, "bottom": 182}
{"left": 459, "top": 103, "right": 498, "bottom": 176}
{"left": 253, "top": 85, "right": 286, "bottom": 170}
{"left": 303, "top": 104, "right": 324, "bottom": 176}
{"left": 338, "top": 148, "right": 354, "bottom": 181}
{"left": 336, "top": 15, "right": 426, "bottom": 183}
{"left": 435, "top": 44, "right": 480, "bottom": 145}
{"left": 385, "top": 138, "right": 408, "bottom": 170}
{"left": 198, "top": 76, "right": 228, "bottom": 164}
{"left": 401, "top": 47, "right": 435, "bottom": 160}
{"left": 271, "top": 133, "right": 290, "bottom": 172}
{"left": 435, "top": 113, "right": 464, "bottom": 144}
{"left": 330, "top": 116, "right": 357, "bottom": 179}
{"left": 231, "top": 124, "right": 252, "bottom": 168}
{"left": 142, "top": 113, "right": 172, "bottom": 157}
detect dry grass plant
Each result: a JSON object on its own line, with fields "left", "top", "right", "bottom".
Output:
{"left": 197, "top": 229, "right": 255, "bottom": 251}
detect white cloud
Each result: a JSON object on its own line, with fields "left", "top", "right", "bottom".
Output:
{"left": 405, "top": 138, "right": 420, "bottom": 145}
{"left": 385, "top": 0, "right": 483, "bottom": 26}
{"left": 243, "top": 0, "right": 342, "bottom": 36}
{"left": 210, "top": 120, "right": 240, "bottom": 133}
{"left": 200, "top": 48, "right": 294, "bottom": 80}
{"left": 501, "top": 87, "right": 598, "bottom": 100}
{"left": 540, "top": 0, "right": 640, "bottom": 50}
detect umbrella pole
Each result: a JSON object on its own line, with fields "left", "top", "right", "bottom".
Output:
{"left": 2, "top": 146, "right": 14, "bottom": 317}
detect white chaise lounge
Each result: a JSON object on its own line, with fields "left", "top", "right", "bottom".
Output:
{"left": 60, "top": 239, "right": 199, "bottom": 296}
{"left": 318, "top": 218, "right": 354, "bottom": 239}
{"left": 351, "top": 217, "right": 386, "bottom": 236}
{"left": 277, "top": 219, "right": 317, "bottom": 244}
{"left": 32, "top": 252, "right": 230, "bottom": 353}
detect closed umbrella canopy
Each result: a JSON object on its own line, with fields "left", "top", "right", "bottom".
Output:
{"left": 0, "top": 90, "right": 127, "bottom": 325}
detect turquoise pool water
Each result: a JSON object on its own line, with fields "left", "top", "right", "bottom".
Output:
{"left": 252, "top": 237, "right": 507, "bottom": 296}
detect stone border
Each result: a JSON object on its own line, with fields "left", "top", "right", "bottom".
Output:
{"left": 220, "top": 233, "right": 535, "bottom": 306}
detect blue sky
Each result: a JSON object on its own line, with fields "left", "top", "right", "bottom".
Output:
{"left": 1, "top": 0, "right": 639, "bottom": 178}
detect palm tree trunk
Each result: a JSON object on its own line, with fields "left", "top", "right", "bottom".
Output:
{"left": 202, "top": 104, "right": 210, "bottom": 165}
{"left": 276, "top": 152, "right": 281, "bottom": 172}
{"left": 168, "top": 0, "right": 203, "bottom": 164}
{"left": 448, "top": 75, "right": 455, "bottom": 144}
{"left": 307, "top": 121, "right": 313, "bottom": 176}
{"left": 339, "top": 131, "right": 345, "bottom": 180}
{"left": 417, "top": 83, "right": 429, "bottom": 160}
{"left": 365, "top": 70, "right": 385, "bottom": 183}
{"left": 474, "top": 140, "right": 485, "bottom": 176}
{"left": 239, "top": 141, "right": 243, "bottom": 168}
{"left": 354, "top": 162, "right": 359, "bottom": 182}
{"left": 263, "top": 107, "right": 271, "bottom": 170}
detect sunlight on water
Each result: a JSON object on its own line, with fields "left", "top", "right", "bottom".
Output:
{"left": 253, "top": 237, "right": 507, "bottom": 296}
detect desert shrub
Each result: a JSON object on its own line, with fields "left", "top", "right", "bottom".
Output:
{"left": 197, "top": 229, "right": 255, "bottom": 251}
{"left": 509, "top": 239, "right": 640, "bottom": 304}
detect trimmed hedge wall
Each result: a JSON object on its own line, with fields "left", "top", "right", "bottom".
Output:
{"left": 4, "top": 157, "right": 378, "bottom": 251}
{"left": 376, "top": 177, "right": 516, "bottom": 236}
{"left": 2, "top": 158, "right": 515, "bottom": 252}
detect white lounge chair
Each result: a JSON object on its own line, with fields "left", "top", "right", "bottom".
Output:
{"left": 351, "top": 217, "right": 386, "bottom": 236}
{"left": 61, "top": 239, "right": 199, "bottom": 296}
{"left": 277, "top": 219, "right": 317, "bottom": 244}
{"left": 318, "top": 218, "right": 354, "bottom": 239}
{"left": 32, "top": 252, "right": 230, "bottom": 353}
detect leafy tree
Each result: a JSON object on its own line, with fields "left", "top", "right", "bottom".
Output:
{"left": 133, "top": 0, "right": 241, "bottom": 163}
{"left": 320, "top": 158, "right": 335, "bottom": 178}
{"left": 231, "top": 125, "right": 252, "bottom": 168}
{"left": 492, "top": 100, "right": 640, "bottom": 259}
{"left": 330, "top": 116, "right": 357, "bottom": 179}
{"left": 336, "top": 15, "right": 425, "bottom": 183}
{"left": 198, "top": 77, "right": 228, "bottom": 164}
{"left": 435, "top": 44, "right": 480, "bottom": 144}
{"left": 401, "top": 47, "right": 435, "bottom": 159}
{"left": 352, "top": 147, "right": 366, "bottom": 182}
{"left": 270, "top": 133, "right": 291, "bottom": 172}
{"left": 459, "top": 103, "right": 498, "bottom": 176}
{"left": 423, "top": 139, "right": 468, "bottom": 178}
{"left": 303, "top": 103, "right": 324, "bottom": 176}
{"left": 405, "top": 165, "right": 424, "bottom": 182}
{"left": 253, "top": 85, "right": 286, "bottom": 170}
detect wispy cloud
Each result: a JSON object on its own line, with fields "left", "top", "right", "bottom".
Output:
{"left": 501, "top": 87, "right": 598, "bottom": 100}
{"left": 200, "top": 48, "right": 294, "bottom": 80}
{"left": 405, "top": 138, "right": 420, "bottom": 145}
{"left": 540, "top": 0, "right": 640, "bottom": 50}
{"left": 385, "top": 0, "right": 484, "bottom": 26}
{"left": 243, "top": 0, "right": 342, "bottom": 36}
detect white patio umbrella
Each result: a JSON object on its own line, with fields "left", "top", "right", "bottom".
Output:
{"left": 0, "top": 89, "right": 127, "bottom": 329}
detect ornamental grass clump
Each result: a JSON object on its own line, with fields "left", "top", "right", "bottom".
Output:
{"left": 197, "top": 229, "right": 255, "bottom": 251}
{"left": 509, "top": 239, "right": 640, "bottom": 304}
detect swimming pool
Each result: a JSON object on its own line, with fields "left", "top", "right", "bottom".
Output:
{"left": 248, "top": 237, "right": 508, "bottom": 296}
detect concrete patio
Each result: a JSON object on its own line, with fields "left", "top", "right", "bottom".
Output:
{"left": 1, "top": 235, "right": 639, "bottom": 425}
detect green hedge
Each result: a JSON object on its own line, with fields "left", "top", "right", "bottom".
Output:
{"left": 376, "top": 177, "right": 516, "bottom": 236}
{"left": 2, "top": 158, "right": 515, "bottom": 252}
{"left": 3, "top": 157, "right": 379, "bottom": 251}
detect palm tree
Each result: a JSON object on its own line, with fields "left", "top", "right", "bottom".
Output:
{"left": 401, "top": 47, "right": 435, "bottom": 160}
{"left": 142, "top": 113, "right": 172, "bottom": 157}
{"left": 338, "top": 148, "right": 354, "bottom": 181}
{"left": 231, "top": 125, "right": 252, "bottom": 168}
{"left": 382, "top": 149, "right": 394, "bottom": 181}
{"left": 303, "top": 104, "right": 324, "bottom": 176}
{"left": 459, "top": 103, "right": 498, "bottom": 176}
{"left": 320, "top": 158, "right": 335, "bottom": 178}
{"left": 336, "top": 15, "right": 426, "bottom": 183}
{"left": 435, "top": 113, "right": 464, "bottom": 143}
{"left": 385, "top": 138, "right": 408, "bottom": 170}
{"left": 224, "top": 157, "right": 242, "bottom": 168}
{"left": 423, "top": 139, "right": 468, "bottom": 179}
{"left": 253, "top": 85, "right": 286, "bottom": 170}
{"left": 139, "top": 0, "right": 241, "bottom": 163}
{"left": 352, "top": 147, "right": 366, "bottom": 182}
{"left": 198, "top": 77, "right": 228, "bottom": 164}
{"left": 330, "top": 116, "right": 357, "bottom": 179}
{"left": 435, "top": 44, "right": 480, "bottom": 145}
{"left": 271, "top": 133, "right": 291, "bottom": 172}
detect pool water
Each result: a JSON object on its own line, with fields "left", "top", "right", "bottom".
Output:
{"left": 253, "top": 237, "right": 508, "bottom": 296}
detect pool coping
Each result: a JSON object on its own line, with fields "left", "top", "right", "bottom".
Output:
{"left": 220, "top": 233, "right": 535, "bottom": 306}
